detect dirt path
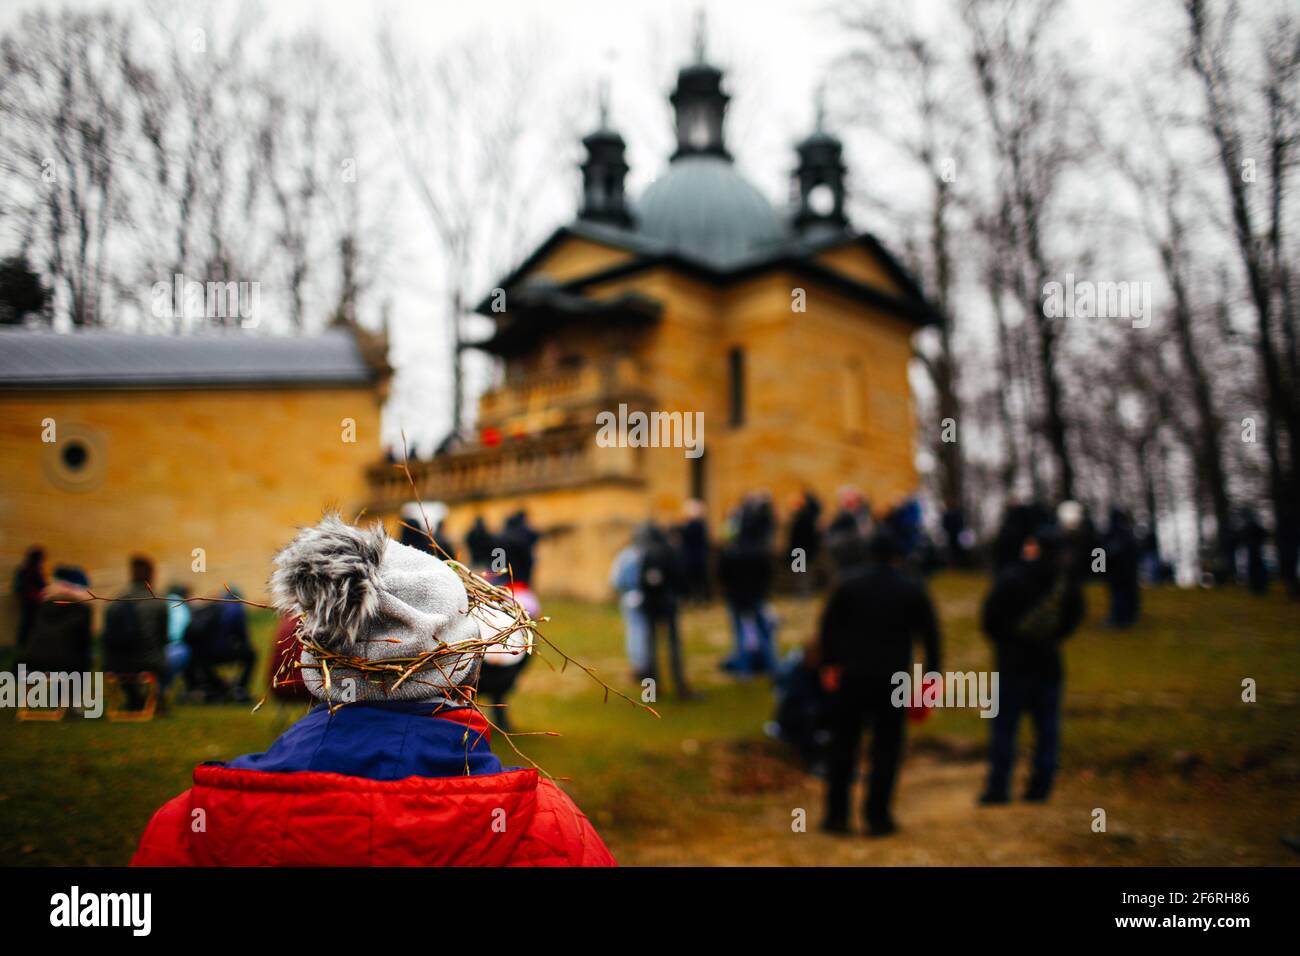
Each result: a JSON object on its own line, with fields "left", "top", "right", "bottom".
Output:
{"left": 613, "top": 748, "right": 1298, "bottom": 866}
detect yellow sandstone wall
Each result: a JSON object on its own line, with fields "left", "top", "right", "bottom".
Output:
{"left": 0, "top": 386, "right": 381, "bottom": 641}
{"left": 450, "top": 236, "right": 922, "bottom": 600}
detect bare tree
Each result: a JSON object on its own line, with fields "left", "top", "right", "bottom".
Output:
{"left": 375, "top": 25, "right": 554, "bottom": 443}
{"left": 0, "top": 9, "right": 139, "bottom": 326}
{"left": 1183, "top": 0, "right": 1300, "bottom": 592}
{"left": 962, "top": 0, "right": 1090, "bottom": 502}
{"left": 837, "top": 1, "right": 973, "bottom": 520}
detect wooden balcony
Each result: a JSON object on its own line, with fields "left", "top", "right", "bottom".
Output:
{"left": 477, "top": 357, "right": 651, "bottom": 430}
{"left": 368, "top": 424, "right": 644, "bottom": 509}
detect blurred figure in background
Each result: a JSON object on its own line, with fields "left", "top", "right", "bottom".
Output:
{"left": 1103, "top": 507, "right": 1141, "bottom": 628}
{"left": 476, "top": 580, "right": 539, "bottom": 732}
{"left": 499, "top": 510, "right": 540, "bottom": 586}
{"left": 636, "top": 522, "right": 692, "bottom": 699}
{"left": 885, "top": 497, "right": 923, "bottom": 561}
{"left": 787, "top": 489, "right": 822, "bottom": 594}
{"left": 162, "top": 583, "right": 192, "bottom": 695}
{"left": 1238, "top": 508, "right": 1270, "bottom": 595}
{"left": 102, "top": 556, "right": 169, "bottom": 711}
{"left": 818, "top": 531, "right": 941, "bottom": 836}
{"left": 718, "top": 503, "right": 777, "bottom": 677}
{"left": 25, "top": 565, "right": 92, "bottom": 675}
{"left": 610, "top": 532, "right": 650, "bottom": 679}
{"left": 941, "top": 507, "right": 972, "bottom": 569}
{"left": 826, "top": 487, "right": 872, "bottom": 569}
{"left": 993, "top": 500, "right": 1051, "bottom": 571}
{"left": 398, "top": 503, "right": 453, "bottom": 557}
{"left": 185, "top": 591, "right": 256, "bottom": 703}
{"left": 465, "top": 515, "right": 497, "bottom": 570}
{"left": 12, "top": 545, "right": 46, "bottom": 651}
{"left": 675, "top": 499, "right": 711, "bottom": 603}
{"left": 979, "top": 522, "right": 1085, "bottom": 805}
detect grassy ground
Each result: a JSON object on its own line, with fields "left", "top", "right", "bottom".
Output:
{"left": 1, "top": 572, "right": 1297, "bottom": 866}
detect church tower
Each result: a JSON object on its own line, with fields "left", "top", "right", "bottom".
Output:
{"left": 792, "top": 90, "right": 848, "bottom": 234}
{"left": 578, "top": 85, "right": 633, "bottom": 227}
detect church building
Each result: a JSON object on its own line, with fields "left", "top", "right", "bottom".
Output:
{"left": 368, "top": 43, "right": 937, "bottom": 599}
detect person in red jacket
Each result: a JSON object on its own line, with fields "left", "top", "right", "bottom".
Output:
{"left": 131, "top": 514, "right": 615, "bottom": 867}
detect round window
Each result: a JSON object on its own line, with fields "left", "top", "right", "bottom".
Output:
{"left": 61, "top": 439, "right": 89, "bottom": 471}
{"left": 42, "top": 424, "right": 106, "bottom": 493}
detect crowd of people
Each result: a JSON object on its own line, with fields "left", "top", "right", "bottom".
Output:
{"left": 11, "top": 548, "right": 256, "bottom": 712}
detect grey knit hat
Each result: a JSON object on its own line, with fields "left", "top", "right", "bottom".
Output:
{"left": 269, "top": 514, "right": 482, "bottom": 703}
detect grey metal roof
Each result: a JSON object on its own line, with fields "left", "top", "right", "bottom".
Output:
{"left": 635, "top": 155, "right": 789, "bottom": 267}
{"left": 0, "top": 328, "right": 379, "bottom": 390}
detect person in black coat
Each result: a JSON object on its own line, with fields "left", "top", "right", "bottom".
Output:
{"left": 465, "top": 516, "right": 497, "bottom": 570}
{"left": 1238, "top": 508, "right": 1270, "bottom": 596}
{"left": 636, "top": 523, "right": 692, "bottom": 699}
{"left": 498, "top": 511, "right": 541, "bottom": 586}
{"left": 1102, "top": 507, "right": 1140, "bottom": 628}
{"left": 818, "top": 532, "right": 942, "bottom": 836}
{"left": 718, "top": 507, "right": 776, "bottom": 676}
{"left": 979, "top": 524, "right": 1085, "bottom": 804}
{"left": 12, "top": 546, "right": 46, "bottom": 650}
{"left": 788, "top": 490, "right": 822, "bottom": 592}
{"left": 675, "top": 499, "right": 711, "bottom": 603}
{"left": 25, "top": 566, "right": 93, "bottom": 674}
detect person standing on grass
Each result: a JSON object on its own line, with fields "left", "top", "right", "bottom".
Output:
{"left": 979, "top": 522, "right": 1085, "bottom": 805}
{"left": 675, "top": 498, "right": 711, "bottom": 603}
{"left": 1102, "top": 507, "right": 1140, "bottom": 628}
{"left": 818, "top": 531, "right": 941, "bottom": 837}
{"left": 788, "top": 489, "right": 823, "bottom": 595}
{"left": 131, "top": 514, "right": 615, "bottom": 867}
{"left": 718, "top": 505, "right": 778, "bottom": 677}
{"left": 610, "top": 532, "right": 651, "bottom": 679}
{"left": 636, "top": 521, "right": 693, "bottom": 699}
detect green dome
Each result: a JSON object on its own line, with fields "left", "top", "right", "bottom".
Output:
{"left": 635, "top": 155, "right": 788, "bottom": 265}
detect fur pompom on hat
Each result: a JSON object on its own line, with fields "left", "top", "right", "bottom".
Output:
{"left": 270, "top": 514, "right": 482, "bottom": 703}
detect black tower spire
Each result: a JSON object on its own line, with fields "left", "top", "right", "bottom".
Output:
{"left": 669, "top": 11, "right": 731, "bottom": 161}
{"left": 793, "top": 86, "right": 848, "bottom": 233}
{"left": 578, "top": 81, "right": 633, "bottom": 227}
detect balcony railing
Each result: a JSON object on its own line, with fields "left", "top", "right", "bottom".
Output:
{"left": 368, "top": 425, "right": 644, "bottom": 509}
{"left": 477, "top": 357, "right": 649, "bottom": 427}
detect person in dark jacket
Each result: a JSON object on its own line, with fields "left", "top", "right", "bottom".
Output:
{"left": 675, "top": 499, "right": 711, "bottom": 603}
{"left": 498, "top": 511, "right": 541, "bottom": 586}
{"left": 826, "top": 488, "right": 872, "bottom": 569}
{"left": 186, "top": 592, "right": 256, "bottom": 703}
{"left": 788, "top": 489, "right": 822, "bottom": 593}
{"left": 636, "top": 522, "right": 693, "bottom": 699}
{"left": 399, "top": 517, "right": 454, "bottom": 558}
{"left": 25, "top": 566, "right": 93, "bottom": 674}
{"left": 102, "top": 556, "right": 170, "bottom": 711}
{"left": 12, "top": 546, "right": 46, "bottom": 650}
{"left": 818, "top": 532, "right": 941, "bottom": 836}
{"left": 1238, "top": 508, "right": 1270, "bottom": 595}
{"left": 1102, "top": 507, "right": 1140, "bottom": 628}
{"left": 465, "top": 516, "right": 497, "bottom": 570}
{"left": 979, "top": 525, "right": 1085, "bottom": 804}
{"left": 718, "top": 507, "right": 776, "bottom": 676}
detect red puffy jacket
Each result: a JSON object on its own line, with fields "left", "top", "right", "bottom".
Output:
{"left": 131, "top": 709, "right": 615, "bottom": 867}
